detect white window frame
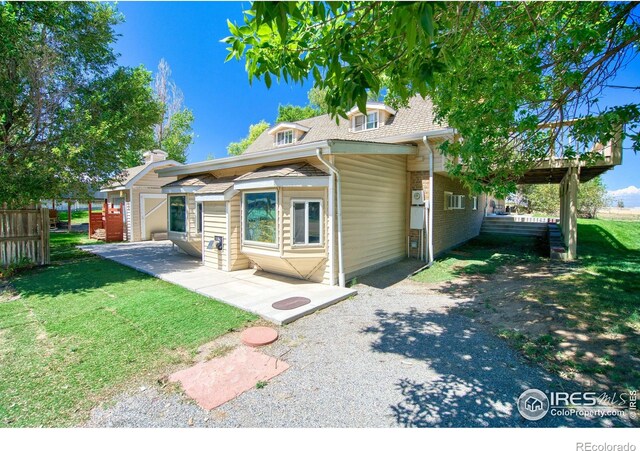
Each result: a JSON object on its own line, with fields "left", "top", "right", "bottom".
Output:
{"left": 445, "top": 192, "right": 466, "bottom": 210}
{"left": 275, "top": 129, "right": 294, "bottom": 146}
{"left": 196, "top": 201, "right": 203, "bottom": 234}
{"left": 242, "top": 190, "right": 278, "bottom": 248}
{"left": 168, "top": 194, "right": 187, "bottom": 233}
{"left": 352, "top": 111, "right": 379, "bottom": 132}
{"left": 472, "top": 196, "right": 478, "bottom": 211}
{"left": 291, "top": 199, "right": 323, "bottom": 247}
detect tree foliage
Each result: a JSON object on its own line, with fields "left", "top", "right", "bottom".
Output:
{"left": 152, "top": 58, "right": 194, "bottom": 164}
{"left": 224, "top": 2, "right": 640, "bottom": 196}
{"left": 0, "top": 2, "right": 161, "bottom": 206}
{"left": 515, "top": 177, "right": 610, "bottom": 218}
{"left": 227, "top": 120, "right": 270, "bottom": 156}
{"left": 276, "top": 104, "right": 319, "bottom": 122}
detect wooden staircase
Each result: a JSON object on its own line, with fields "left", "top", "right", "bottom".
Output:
{"left": 480, "top": 216, "right": 553, "bottom": 237}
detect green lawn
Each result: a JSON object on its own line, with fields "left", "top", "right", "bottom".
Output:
{"left": 56, "top": 210, "right": 90, "bottom": 225}
{"left": 0, "top": 233, "right": 256, "bottom": 427}
{"left": 411, "top": 234, "right": 543, "bottom": 284}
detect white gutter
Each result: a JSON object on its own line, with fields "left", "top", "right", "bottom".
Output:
{"left": 424, "top": 136, "right": 434, "bottom": 266}
{"left": 316, "top": 148, "right": 345, "bottom": 287}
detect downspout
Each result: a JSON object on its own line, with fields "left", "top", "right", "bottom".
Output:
{"left": 410, "top": 136, "right": 435, "bottom": 276}
{"left": 316, "top": 148, "right": 346, "bottom": 287}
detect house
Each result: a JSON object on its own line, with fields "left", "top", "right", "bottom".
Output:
{"left": 158, "top": 96, "right": 486, "bottom": 287}
{"left": 101, "top": 150, "right": 182, "bottom": 241}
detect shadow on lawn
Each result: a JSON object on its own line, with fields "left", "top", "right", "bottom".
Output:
{"left": 426, "top": 223, "right": 640, "bottom": 394}
{"left": 360, "top": 308, "right": 616, "bottom": 427}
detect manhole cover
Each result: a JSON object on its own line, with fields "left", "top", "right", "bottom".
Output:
{"left": 272, "top": 296, "right": 311, "bottom": 310}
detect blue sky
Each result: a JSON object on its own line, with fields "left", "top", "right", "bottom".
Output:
{"left": 112, "top": 1, "right": 639, "bottom": 192}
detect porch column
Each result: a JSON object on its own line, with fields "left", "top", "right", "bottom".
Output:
{"left": 559, "top": 167, "right": 579, "bottom": 260}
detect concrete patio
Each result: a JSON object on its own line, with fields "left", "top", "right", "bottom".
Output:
{"left": 80, "top": 241, "right": 356, "bottom": 324}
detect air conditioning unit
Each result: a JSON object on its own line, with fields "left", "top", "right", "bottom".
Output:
{"left": 411, "top": 190, "right": 425, "bottom": 206}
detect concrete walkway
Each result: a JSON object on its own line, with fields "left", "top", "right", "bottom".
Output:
{"left": 80, "top": 241, "right": 355, "bottom": 324}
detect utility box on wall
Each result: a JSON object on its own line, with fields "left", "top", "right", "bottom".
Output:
{"left": 411, "top": 190, "right": 425, "bottom": 206}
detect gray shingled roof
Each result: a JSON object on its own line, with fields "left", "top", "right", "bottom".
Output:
{"left": 235, "top": 163, "right": 328, "bottom": 181}
{"left": 163, "top": 174, "right": 237, "bottom": 194}
{"left": 245, "top": 95, "right": 445, "bottom": 154}
{"left": 162, "top": 174, "right": 218, "bottom": 188}
{"left": 196, "top": 177, "right": 236, "bottom": 194}
{"left": 117, "top": 164, "right": 147, "bottom": 186}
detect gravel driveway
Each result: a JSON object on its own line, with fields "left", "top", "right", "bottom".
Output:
{"left": 86, "top": 262, "right": 626, "bottom": 428}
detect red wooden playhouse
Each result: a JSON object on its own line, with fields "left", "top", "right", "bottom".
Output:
{"left": 88, "top": 200, "right": 124, "bottom": 242}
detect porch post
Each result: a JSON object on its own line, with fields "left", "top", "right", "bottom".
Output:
{"left": 559, "top": 167, "right": 579, "bottom": 260}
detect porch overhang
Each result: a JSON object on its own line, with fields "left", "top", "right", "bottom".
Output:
{"left": 234, "top": 176, "right": 330, "bottom": 191}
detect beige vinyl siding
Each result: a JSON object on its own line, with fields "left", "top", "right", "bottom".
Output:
{"left": 335, "top": 154, "right": 407, "bottom": 279}
{"left": 228, "top": 194, "right": 250, "bottom": 270}
{"left": 202, "top": 202, "right": 227, "bottom": 270}
{"left": 432, "top": 174, "right": 486, "bottom": 255}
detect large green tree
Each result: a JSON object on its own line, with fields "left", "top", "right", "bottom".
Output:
{"left": 227, "top": 120, "right": 270, "bottom": 156}
{"left": 0, "top": 2, "right": 161, "bottom": 207}
{"left": 224, "top": 2, "right": 640, "bottom": 196}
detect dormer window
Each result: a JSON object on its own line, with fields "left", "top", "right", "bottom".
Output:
{"left": 268, "top": 122, "right": 311, "bottom": 147}
{"left": 353, "top": 112, "right": 379, "bottom": 132}
{"left": 276, "top": 130, "right": 294, "bottom": 146}
{"left": 347, "top": 102, "right": 396, "bottom": 133}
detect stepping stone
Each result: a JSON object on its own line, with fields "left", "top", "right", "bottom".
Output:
{"left": 169, "top": 346, "right": 289, "bottom": 410}
{"left": 241, "top": 326, "right": 279, "bottom": 347}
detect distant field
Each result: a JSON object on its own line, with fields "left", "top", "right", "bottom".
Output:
{"left": 598, "top": 207, "right": 640, "bottom": 221}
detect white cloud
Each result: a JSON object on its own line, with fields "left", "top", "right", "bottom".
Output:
{"left": 608, "top": 185, "right": 640, "bottom": 197}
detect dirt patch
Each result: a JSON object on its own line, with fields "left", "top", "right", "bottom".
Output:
{"left": 419, "top": 261, "right": 639, "bottom": 394}
{"left": 0, "top": 281, "right": 20, "bottom": 303}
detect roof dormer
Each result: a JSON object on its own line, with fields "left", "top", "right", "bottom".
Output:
{"left": 347, "top": 102, "right": 397, "bottom": 132}
{"left": 267, "top": 122, "right": 311, "bottom": 147}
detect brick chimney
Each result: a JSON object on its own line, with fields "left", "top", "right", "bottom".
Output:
{"left": 143, "top": 149, "right": 168, "bottom": 164}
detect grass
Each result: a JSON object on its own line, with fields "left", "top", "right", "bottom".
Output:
{"left": 56, "top": 210, "right": 90, "bottom": 225}
{"left": 411, "top": 234, "right": 543, "bottom": 284}
{"left": 49, "top": 232, "right": 100, "bottom": 263}
{"left": 0, "top": 233, "right": 256, "bottom": 427}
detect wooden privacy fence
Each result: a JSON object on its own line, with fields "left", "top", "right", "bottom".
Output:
{"left": 88, "top": 200, "right": 124, "bottom": 242}
{"left": 0, "top": 207, "right": 50, "bottom": 267}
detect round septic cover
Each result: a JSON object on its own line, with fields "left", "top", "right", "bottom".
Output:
{"left": 241, "top": 327, "right": 279, "bottom": 347}
{"left": 272, "top": 296, "right": 311, "bottom": 310}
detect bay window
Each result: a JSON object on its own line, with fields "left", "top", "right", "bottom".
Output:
{"left": 169, "top": 195, "right": 186, "bottom": 233}
{"left": 244, "top": 191, "right": 277, "bottom": 244}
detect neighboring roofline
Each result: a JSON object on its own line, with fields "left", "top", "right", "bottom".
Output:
{"left": 156, "top": 140, "right": 417, "bottom": 177}
{"left": 267, "top": 122, "right": 311, "bottom": 135}
{"left": 101, "top": 160, "right": 183, "bottom": 192}
{"left": 234, "top": 176, "right": 330, "bottom": 191}
{"left": 347, "top": 102, "right": 397, "bottom": 118}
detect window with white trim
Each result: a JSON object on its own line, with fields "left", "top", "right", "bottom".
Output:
{"left": 445, "top": 192, "right": 465, "bottom": 210}
{"left": 292, "top": 200, "right": 322, "bottom": 245}
{"left": 169, "top": 195, "right": 186, "bottom": 232}
{"left": 276, "top": 129, "right": 294, "bottom": 146}
{"left": 353, "top": 111, "right": 379, "bottom": 131}
{"left": 472, "top": 196, "right": 478, "bottom": 210}
{"left": 243, "top": 191, "right": 277, "bottom": 244}
{"left": 196, "top": 202, "right": 203, "bottom": 233}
